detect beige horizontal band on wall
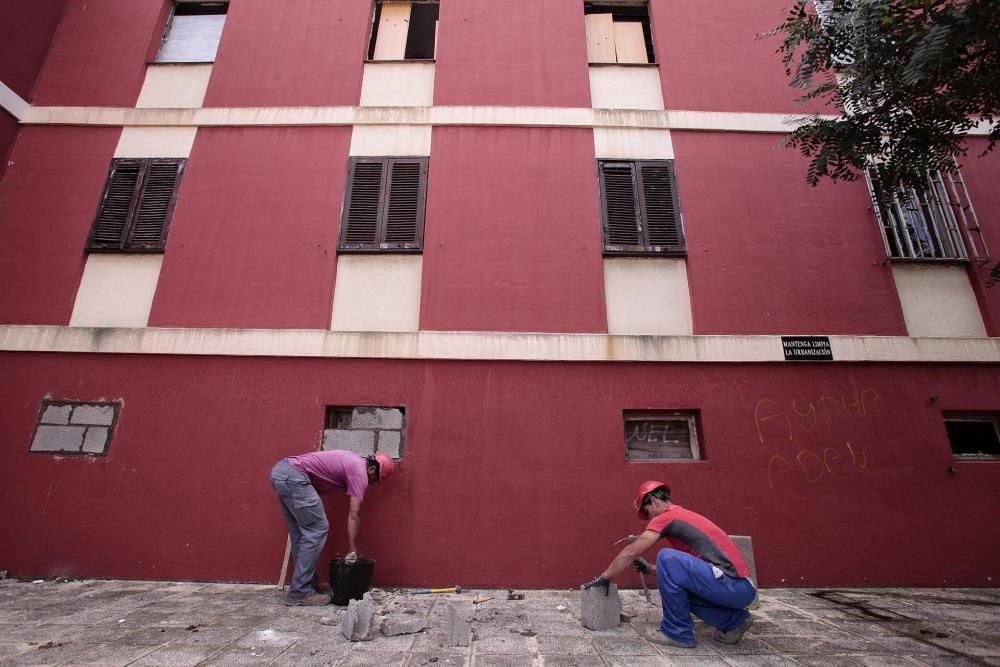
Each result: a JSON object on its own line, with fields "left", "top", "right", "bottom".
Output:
{"left": 1, "top": 325, "right": 998, "bottom": 364}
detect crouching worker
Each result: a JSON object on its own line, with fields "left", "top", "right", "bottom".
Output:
{"left": 583, "top": 481, "right": 755, "bottom": 648}
{"left": 270, "top": 450, "right": 395, "bottom": 606}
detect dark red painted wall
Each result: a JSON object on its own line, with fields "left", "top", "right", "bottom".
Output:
{"left": 202, "top": 0, "right": 370, "bottom": 108}
{"left": 0, "top": 126, "right": 120, "bottom": 325}
{"left": 148, "top": 127, "right": 350, "bottom": 330}
{"left": 0, "top": 111, "right": 18, "bottom": 182}
{"left": 32, "top": 0, "right": 164, "bottom": 107}
{"left": 652, "top": 0, "right": 827, "bottom": 114}
{"left": 434, "top": 0, "right": 592, "bottom": 107}
{"left": 1, "top": 352, "right": 997, "bottom": 587}
{"left": 960, "top": 140, "right": 1000, "bottom": 337}
{"left": 673, "top": 131, "right": 907, "bottom": 335}
{"left": 0, "top": 0, "right": 68, "bottom": 100}
{"left": 420, "top": 127, "right": 607, "bottom": 333}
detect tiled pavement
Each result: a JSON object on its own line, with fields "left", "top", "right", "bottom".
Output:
{"left": 0, "top": 577, "right": 997, "bottom": 666}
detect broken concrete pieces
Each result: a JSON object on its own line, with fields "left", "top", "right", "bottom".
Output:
{"left": 446, "top": 602, "right": 471, "bottom": 647}
{"left": 581, "top": 583, "right": 622, "bottom": 630}
{"left": 340, "top": 593, "right": 376, "bottom": 641}
{"left": 380, "top": 612, "right": 426, "bottom": 637}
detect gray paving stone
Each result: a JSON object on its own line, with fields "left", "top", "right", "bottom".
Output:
{"left": 0, "top": 642, "right": 35, "bottom": 660}
{"left": 580, "top": 584, "right": 622, "bottom": 630}
{"left": 66, "top": 641, "right": 161, "bottom": 666}
{"left": 470, "top": 656, "right": 534, "bottom": 667}
{"left": 197, "top": 644, "right": 288, "bottom": 665}
{"left": 447, "top": 602, "right": 471, "bottom": 647}
{"left": 538, "top": 656, "right": 606, "bottom": 667}
{"left": 338, "top": 650, "right": 408, "bottom": 666}
{"left": 382, "top": 611, "right": 427, "bottom": 636}
{"left": 4, "top": 640, "right": 104, "bottom": 666}
{"left": 403, "top": 651, "right": 470, "bottom": 666}
{"left": 128, "top": 642, "right": 226, "bottom": 666}
{"left": 592, "top": 634, "right": 660, "bottom": 655}
{"left": 267, "top": 640, "right": 353, "bottom": 667}
{"left": 534, "top": 635, "right": 595, "bottom": 655}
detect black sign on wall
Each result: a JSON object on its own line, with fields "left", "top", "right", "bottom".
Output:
{"left": 781, "top": 336, "right": 833, "bottom": 361}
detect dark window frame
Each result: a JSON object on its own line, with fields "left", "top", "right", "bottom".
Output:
{"left": 339, "top": 156, "right": 428, "bottom": 253}
{"left": 598, "top": 159, "right": 686, "bottom": 256}
{"left": 367, "top": 0, "right": 440, "bottom": 62}
{"left": 943, "top": 412, "right": 1000, "bottom": 460}
{"left": 86, "top": 158, "right": 186, "bottom": 253}
{"left": 623, "top": 409, "right": 702, "bottom": 461}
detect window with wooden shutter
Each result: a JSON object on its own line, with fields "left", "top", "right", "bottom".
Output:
{"left": 86, "top": 158, "right": 185, "bottom": 253}
{"left": 339, "top": 157, "right": 428, "bottom": 252}
{"left": 624, "top": 410, "right": 701, "bottom": 461}
{"left": 598, "top": 159, "right": 685, "bottom": 255}
{"left": 156, "top": 1, "right": 228, "bottom": 63}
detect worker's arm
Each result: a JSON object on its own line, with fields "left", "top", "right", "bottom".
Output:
{"left": 600, "top": 530, "right": 660, "bottom": 580}
{"left": 345, "top": 495, "right": 362, "bottom": 562}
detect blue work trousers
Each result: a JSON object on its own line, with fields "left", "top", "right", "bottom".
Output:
{"left": 270, "top": 459, "right": 329, "bottom": 599}
{"left": 656, "top": 549, "right": 756, "bottom": 644}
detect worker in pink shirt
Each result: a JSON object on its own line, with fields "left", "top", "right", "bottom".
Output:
{"left": 270, "top": 450, "right": 395, "bottom": 606}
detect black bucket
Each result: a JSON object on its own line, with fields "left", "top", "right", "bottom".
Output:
{"left": 328, "top": 557, "right": 375, "bottom": 606}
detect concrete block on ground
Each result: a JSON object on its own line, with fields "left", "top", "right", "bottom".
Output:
{"left": 70, "top": 404, "right": 115, "bottom": 425}
{"left": 82, "top": 427, "right": 110, "bottom": 454}
{"left": 730, "top": 535, "right": 760, "bottom": 609}
{"left": 40, "top": 404, "right": 72, "bottom": 425}
{"left": 31, "top": 425, "right": 86, "bottom": 453}
{"left": 446, "top": 603, "right": 470, "bottom": 647}
{"left": 340, "top": 592, "right": 375, "bottom": 641}
{"left": 377, "top": 431, "right": 401, "bottom": 458}
{"left": 352, "top": 407, "right": 403, "bottom": 429}
{"left": 380, "top": 612, "right": 426, "bottom": 636}
{"left": 323, "top": 429, "right": 375, "bottom": 456}
{"left": 580, "top": 584, "right": 622, "bottom": 630}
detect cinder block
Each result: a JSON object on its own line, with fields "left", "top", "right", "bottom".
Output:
{"left": 340, "top": 593, "right": 376, "bottom": 641}
{"left": 31, "top": 425, "right": 86, "bottom": 453}
{"left": 581, "top": 584, "right": 622, "bottom": 630}
{"left": 82, "top": 427, "right": 110, "bottom": 454}
{"left": 352, "top": 407, "right": 403, "bottom": 430}
{"left": 380, "top": 612, "right": 426, "bottom": 637}
{"left": 70, "top": 404, "right": 115, "bottom": 426}
{"left": 446, "top": 603, "right": 470, "bottom": 647}
{"left": 323, "top": 429, "right": 375, "bottom": 456}
{"left": 730, "top": 535, "right": 760, "bottom": 610}
{"left": 377, "top": 431, "right": 401, "bottom": 459}
{"left": 40, "top": 404, "right": 72, "bottom": 425}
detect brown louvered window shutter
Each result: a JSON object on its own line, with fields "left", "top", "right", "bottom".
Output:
{"left": 87, "top": 158, "right": 185, "bottom": 253}
{"left": 340, "top": 157, "right": 427, "bottom": 251}
{"left": 599, "top": 159, "right": 685, "bottom": 256}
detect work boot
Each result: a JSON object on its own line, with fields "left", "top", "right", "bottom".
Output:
{"left": 713, "top": 613, "right": 753, "bottom": 645}
{"left": 315, "top": 583, "right": 332, "bottom": 595}
{"left": 640, "top": 624, "right": 696, "bottom": 648}
{"left": 285, "top": 592, "right": 331, "bottom": 606}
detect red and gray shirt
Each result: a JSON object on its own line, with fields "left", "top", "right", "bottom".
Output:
{"left": 288, "top": 450, "right": 369, "bottom": 499}
{"left": 645, "top": 504, "right": 750, "bottom": 579}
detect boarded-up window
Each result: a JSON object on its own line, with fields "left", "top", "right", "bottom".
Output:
{"left": 322, "top": 405, "right": 406, "bottom": 459}
{"left": 368, "top": 0, "right": 440, "bottom": 61}
{"left": 339, "top": 157, "right": 428, "bottom": 252}
{"left": 30, "top": 399, "right": 120, "bottom": 456}
{"left": 584, "top": 2, "right": 654, "bottom": 64}
{"left": 598, "top": 159, "right": 685, "bottom": 256}
{"left": 156, "top": 2, "right": 228, "bottom": 63}
{"left": 624, "top": 411, "right": 700, "bottom": 460}
{"left": 944, "top": 413, "right": 1000, "bottom": 460}
{"left": 87, "top": 158, "right": 185, "bottom": 253}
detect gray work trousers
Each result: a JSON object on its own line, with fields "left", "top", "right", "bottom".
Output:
{"left": 270, "top": 459, "right": 329, "bottom": 598}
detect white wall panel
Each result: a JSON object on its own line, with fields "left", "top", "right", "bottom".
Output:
{"left": 892, "top": 264, "right": 986, "bottom": 337}
{"left": 136, "top": 65, "right": 213, "bottom": 108}
{"left": 594, "top": 128, "right": 673, "bottom": 159}
{"left": 589, "top": 66, "right": 664, "bottom": 110}
{"left": 332, "top": 255, "right": 423, "bottom": 332}
{"left": 360, "top": 62, "right": 435, "bottom": 107}
{"left": 70, "top": 255, "right": 164, "bottom": 328}
{"left": 350, "top": 125, "right": 432, "bottom": 156}
{"left": 115, "top": 127, "right": 197, "bottom": 158}
{"left": 604, "top": 258, "right": 693, "bottom": 335}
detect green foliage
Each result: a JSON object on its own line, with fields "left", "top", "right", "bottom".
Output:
{"left": 766, "top": 0, "right": 1000, "bottom": 190}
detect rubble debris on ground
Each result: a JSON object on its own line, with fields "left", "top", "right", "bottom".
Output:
{"left": 381, "top": 612, "right": 427, "bottom": 636}
{"left": 340, "top": 593, "right": 376, "bottom": 641}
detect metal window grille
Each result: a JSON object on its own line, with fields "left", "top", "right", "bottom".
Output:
{"left": 865, "top": 164, "right": 989, "bottom": 262}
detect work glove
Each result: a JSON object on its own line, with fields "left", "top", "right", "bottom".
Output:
{"left": 582, "top": 576, "right": 611, "bottom": 595}
{"left": 344, "top": 551, "right": 358, "bottom": 564}
{"left": 633, "top": 558, "right": 652, "bottom": 574}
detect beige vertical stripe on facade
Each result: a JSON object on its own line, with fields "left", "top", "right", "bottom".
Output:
{"left": 891, "top": 264, "right": 987, "bottom": 337}
{"left": 331, "top": 255, "right": 423, "bottom": 332}
{"left": 349, "top": 125, "right": 432, "bottom": 156}
{"left": 114, "top": 127, "right": 197, "bottom": 158}
{"left": 589, "top": 66, "right": 665, "bottom": 111}
{"left": 359, "top": 62, "right": 436, "bottom": 107}
{"left": 585, "top": 14, "right": 616, "bottom": 63}
{"left": 593, "top": 128, "right": 673, "bottom": 159}
{"left": 135, "top": 65, "right": 214, "bottom": 108}
{"left": 603, "top": 258, "right": 693, "bottom": 335}
{"left": 70, "top": 255, "right": 165, "bottom": 328}
{"left": 373, "top": 2, "right": 412, "bottom": 60}
{"left": 613, "top": 22, "right": 647, "bottom": 64}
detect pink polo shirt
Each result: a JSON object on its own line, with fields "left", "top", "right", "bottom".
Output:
{"left": 288, "top": 450, "right": 369, "bottom": 499}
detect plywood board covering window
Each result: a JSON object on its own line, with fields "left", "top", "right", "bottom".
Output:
{"left": 584, "top": 3, "right": 653, "bottom": 64}
{"left": 156, "top": 2, "right": 228, "bottom": 63}
{"left": 369, "top": 1, "right": 440, "bottom": 61}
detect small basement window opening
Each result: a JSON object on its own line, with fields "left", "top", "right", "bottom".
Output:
{"left": 368, "top": 0, "right": 440, "bottom": 61}
{"left": 156, "top": 1, "right": 229, "bottom": 64}
{"left": 944, "top": 414, "right": 1000, "bottom": 460}
{"left": 584, "top": 1, "right": 654, "bottom": 64}
{"left": 624, "top": 410, "right": 700, "bottom": 461}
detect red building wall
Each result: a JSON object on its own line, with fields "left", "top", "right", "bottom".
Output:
{"left": 31, "top": 0, "right": 165, "bottom": 107}
{"left": 0, "top": 0, "right": 68, "bottom": 100}
{"left": 149, "top": 127, "right": 351, "bottom": 330}
{"left": 673, "top": 130, "right": 908, "bottom": 335}
{"left": 0, "top": 126, "right": 120, "bottom": 325}
{"left": 434, "top": 0, "right": 592, "bottom": 107}
{"left": 1, "top": 352, "right": 997, "bottom": 588}
{"left": 202, "top": 0, "right": 371, "bottom": 108}
{"left": 420, "top": 127, "right": 608, "bottom": 333}
{"left": 960, "top": 140, "right": 1000, "bottom": 336}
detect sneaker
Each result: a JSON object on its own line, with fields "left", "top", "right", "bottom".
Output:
{"left": 713, "top": 613, "right": 753, "bottom": 644}
{"left": 640, "top": 624, "right": 697, "bottom": 648}
{"left": 285, "top": 592, "right": 331, "bottom": 606}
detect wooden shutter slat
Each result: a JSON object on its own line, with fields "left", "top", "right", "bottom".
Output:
{"left": 384, "top": 160, "right": 423, "bottom": 244}
{"left": 127, "top": 160, "right": 183, "bottom": 250}
{"left": 602, "top": 163, "right": 642, "bottom": 246}
{"left": 340, "top": 157, "right": 427, "bottom": 251}
{"left": 89, "top": 160, "right": 143, "bottom": 249}
{"left": 343, "top": 161, "right": 385, "bottom": 245}
{"left": 639, "top": 163, "right": 683, "bottom": 249}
